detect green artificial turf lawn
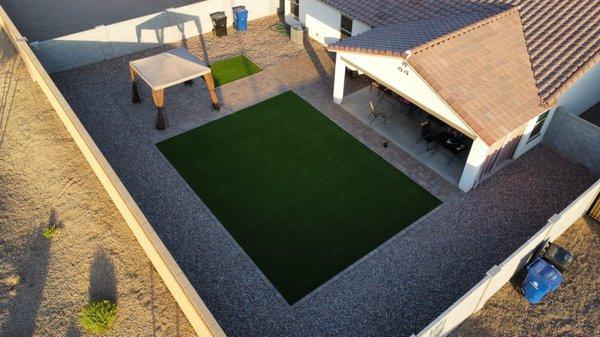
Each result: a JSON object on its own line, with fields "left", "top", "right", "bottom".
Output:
{"left": 158, "top": 91, "right": 440, "bottom": 304}
{"left": 209, "top": 55, "right": 262, "bottom": 87}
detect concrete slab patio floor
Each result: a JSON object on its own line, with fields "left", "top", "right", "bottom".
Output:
{"left": 342, "top": 87, "right": 467, "bottom": 185}
{"left": 52, "top": 34, "right": 598, "bottom": 336}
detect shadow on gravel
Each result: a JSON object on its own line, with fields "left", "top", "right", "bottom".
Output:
{"left": 89, "top": 250, "right": 118, "bottom": 303}
{"left": 1, "top": 211, "right": 53, "bottom": 337}
{"left": 302, "top": 36, "right": 329, "bottom": 81}
{"left": 65, "top": 320, "right": 83, "bottom": 337}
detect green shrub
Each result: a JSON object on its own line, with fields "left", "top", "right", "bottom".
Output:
{"left": 80, "top": 300, "right": 117, "bottom": 333}
{"left": 42, "top": 225, "right": 58, "bottom": 239}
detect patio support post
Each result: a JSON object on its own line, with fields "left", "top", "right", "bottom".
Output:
{"left": 333, "top": 53, "right": 346, "bottom": 104}
{"left": 458, "top": 138, "right": 489, "bottom": 192}
{"left": 152, "top": 89, "right": 168, "bottom": 130}
{"left": 203, "top": 73, "right": 221, "bottom": 111}
{"left": 130, "top": 67, "right": 141, "bottom": 104}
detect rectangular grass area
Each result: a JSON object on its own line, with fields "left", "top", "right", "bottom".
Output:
{"left": 157, "top": 91, "right": 440, "bottom": 304}
{"left": 209, "top": 55, "right": 262, "bottom": 87}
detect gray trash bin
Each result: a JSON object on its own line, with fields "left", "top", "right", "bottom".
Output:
{"left": 291, "top": 25, "right": 306, "bottom": 44}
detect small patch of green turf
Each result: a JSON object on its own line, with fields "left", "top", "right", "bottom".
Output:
{"left": 158, "top": 91, "right": 440, "bottom": 303}
{"left": 270, "top": 23, "right": 289, "bottom": 37}
{"left": 209, "top": 55, "right": 262, "bottom": 87}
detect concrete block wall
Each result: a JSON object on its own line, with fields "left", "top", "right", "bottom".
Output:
{"left": 544, "top": 107, "right": 600, "bottom": 175}
{"left": 30, "top": 0, "right": 280, "bottom": 73}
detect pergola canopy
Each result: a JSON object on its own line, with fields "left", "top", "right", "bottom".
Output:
{"left": 129, "top": 47, "right": 220, "bottom": 130}
{"left": 130, "top": 47, "right": 212, "bottom": 90}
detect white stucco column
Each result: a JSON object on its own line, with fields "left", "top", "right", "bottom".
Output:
{"left": 458, "top": 137, "right": 489, "bottom": 192}
{"left": 333, "top": 53, "right": 346, "bottom": 104}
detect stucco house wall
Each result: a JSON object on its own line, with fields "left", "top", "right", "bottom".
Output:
{"left": 558, "top": 61, "right": 600, "bottom": 117}
{"left": 284, "top": 0, "right": 371, "bottom": 44}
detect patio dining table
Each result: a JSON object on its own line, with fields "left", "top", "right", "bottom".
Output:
{"left": 436, "top": 131, "right": 469, "bottom": 165}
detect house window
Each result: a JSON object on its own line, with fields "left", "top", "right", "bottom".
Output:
{"left": 340, "top": 15, "right": 353, "bottom": 39}
{"left": 527, "top": 110, "right": 550, "bottom": 143}
{"left": 290, "top": 0, "right": 299, "bottom": 19}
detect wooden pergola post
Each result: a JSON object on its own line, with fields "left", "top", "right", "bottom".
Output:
{"left": 130, "top": 67, "right": 141, "bottom": 104}
{"left": 152, "top": 89, "right": 167, "bottom": 130}
{"left": 203, "top": 73, "right": 220, "bottom": 110}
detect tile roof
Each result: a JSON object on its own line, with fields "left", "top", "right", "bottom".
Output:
{"left": 406, "top": 10, "right": 544, "bottom": 144}
{"left": 319, "top": 0, "right": 510, "bottom": 27}
{"left": 327, "top": 0, "right": 599, "bottom": 143}
{"left": 507, "top": 0, "right": 600, "bottom": 103}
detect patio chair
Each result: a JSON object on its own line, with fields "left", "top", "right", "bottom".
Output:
{"left": 417, "top": 121, "right": 438, "bottom": 153}
{"left": 369, "top": 100, "right": 386, "bottom": 125}
{"left": 370, "top": 82, "right": 392, "bottom": 103}
{"left": 417, "top": 121, "right": 432, "bottom": 143}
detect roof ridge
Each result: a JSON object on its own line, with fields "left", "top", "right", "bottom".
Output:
{"left": 404, "top": 6, "right": 520, "bottom": 57}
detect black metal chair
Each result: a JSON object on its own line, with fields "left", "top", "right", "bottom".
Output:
{"left": 369, "top": 100, "right": 386, "bottom": 125}
{"left": 417, "top": 121, "right": 432, "bottom": 143}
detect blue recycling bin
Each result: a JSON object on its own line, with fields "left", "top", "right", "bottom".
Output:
{"left": 233, "top": 7, "right": 248, "bottom": 32}
{"left": 521, "top": 257, "right": 564, "bottom": 304}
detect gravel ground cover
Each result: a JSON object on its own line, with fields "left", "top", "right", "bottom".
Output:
{"left": 0, "top": 29, "right": 195, "bottom": 336}
{"left": 157, "top": 91, "right": 440, "bottom": 304}
{"left": 450, "top": 216, "right": 600, "bottom": 337}
{"left": 51, "top": 18, "right": 599, "bottom": 336}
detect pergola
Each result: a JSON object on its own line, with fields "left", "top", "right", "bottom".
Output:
{"left": 129, "top": 47, "right": 220, "bottom": 130}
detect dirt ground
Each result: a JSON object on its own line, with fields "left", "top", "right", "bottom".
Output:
{"left": 0, "top": 29, "right": 196, "bottom": 336}
{"left": 451, "top": 216, "right": 600, "bottom": 337}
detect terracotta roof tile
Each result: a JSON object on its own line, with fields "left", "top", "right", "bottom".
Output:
{"left": 327, "top": 0, "right": 598, "bottom": 143}
{"left": 406, "top": 10, "right": 545, "bottom": 145}
{"left": 327, "top": 0, "right": 599, "bottom": 103}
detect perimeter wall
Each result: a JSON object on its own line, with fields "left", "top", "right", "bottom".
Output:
{"left": 0, "top": 6, "right": 226, "bottom": 337}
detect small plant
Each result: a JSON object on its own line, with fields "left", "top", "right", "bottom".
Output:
{"left": 80, "top": 300, "right": 117, "bottom": 333}
{"left": 270, "top": 23, "right": 289, "bottom": 37}
{"left": 42, "top": 225, "right": 58, "bottom": 239}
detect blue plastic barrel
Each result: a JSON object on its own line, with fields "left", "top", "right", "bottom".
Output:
{"left": 234, "top": 8, "right": 248, "bottom": 32}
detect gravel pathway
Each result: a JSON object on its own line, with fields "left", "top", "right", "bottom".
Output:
{"left": 51, "top": 19, "right": 599, "bottom": 336}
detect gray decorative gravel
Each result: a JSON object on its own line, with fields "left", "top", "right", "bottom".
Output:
{"left": 51, "top": 24, "right": 598, "bottom": 336}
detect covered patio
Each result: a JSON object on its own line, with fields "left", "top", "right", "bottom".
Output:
{"left": 328, "top": 9, "right": 550, "bottom": 192}
{"left": 342, "top": 85, "right": 471, "bottom": 185}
